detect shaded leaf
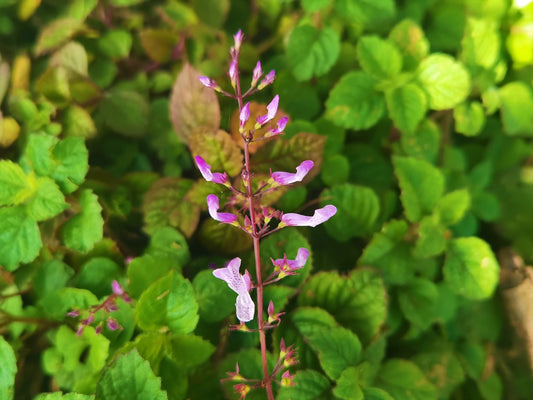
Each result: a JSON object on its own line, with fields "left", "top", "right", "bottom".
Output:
{"left": 386, "top": 83, "right": 427, "bottom": 134}
{"left": 35, "top": 18, "right": 84, "bottom": 56}
{"left": 357, "top": 35, "right": 402, "bottom": 80}
{"left": 376, "top": 359, "right": 438, "bottom": 400}
{"left": 99, "top": 88, "right": 149, "bottom": 137}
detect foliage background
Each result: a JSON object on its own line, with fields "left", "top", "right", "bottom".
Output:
{"left": 1, "top": 0, "right": 533, "bottom": 399}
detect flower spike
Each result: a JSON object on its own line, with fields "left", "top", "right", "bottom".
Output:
{"left": 207, "top": 194, "right": 238, "bottom": 225}
{"left": 213, "top": 258, "right": 255, "bottom": 322}
{"left": 271, "top": 160, "right": 314, "bottom": 186}
{"left": 280, "top": 205, "right": 337, "bottom": 228}
{"left": 233, "top": 30, "right": 244, "bottom": 52}
{"left": 195, "top": 156, "right": 229, "bottom": 185}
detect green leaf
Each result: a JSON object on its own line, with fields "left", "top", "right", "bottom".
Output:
{"left": 62, "top": 190, "right": 103, "bottom": 252}
{"left": 169, "top": 63, "right": 220, "bottom": 144}
{"left": 192, "top": 269, "right": 235, "bottom": 322}
{"left": 326, "top": 71, "right": 385, "bottom": 130}
{"left": 95, "top": 350, "right": 167, "bottom": 400}
{"left": 35, "top": 67, "right": 70, "bottom": 105}
{"left": 198, "top": 219, "right": 252, "bottom": 255}
{"left": 393, "top": 156, "right": 445, "bottom": 222}
{"left": 306, "top": 327, "right": 362, "bottom": 380}
{"left": 454, "top": 101, "right": 485, "bottom": 137}
{"left": 478, "top": 372, "right": 503, "bottom": 400}
{"left": 386, "top": 83, "right": 427, "bottom": 134}
{"left": 399, "top": 118, "right": 441, "bottom": 163}
{"left": 413, "top": 215, "right": 447, "bottom": 259}
{"left": 498, "top": 81, "right": 533, "bottom": 136}
{"left": 33, "top": 260, "right": 74, "bottom": 299}
{"left": 291, "top": 307, "right": 339, "bottom": 337}
{"left": 168, "top": 334, "right": 215, "bottom": 370}
{"left": 35, "top": 18, "right": 84, "bottom": 56}
{"left": 62, "top": 105, "right": 97, "bottom": 138}
{"left": 416, "top": 54, "right": 471, "bottom": 110}
{"left": 436, "top": 189, "right": 471, "bottom": 226}
{"left": 362, "top": 387, "right": 394, "bottom": 400}
{"left": 376, "top": 359, "right": 438, "bottom": 400}
{"left": 98, "top": 88, "right": 149, "bottom": 137}
{"left": 51, "top": 137, "right": 89, "bottom": 193}
{"left": 189, "top": 128, "right": 243, "bottom": 177}
{"left": 472, "top": 191, "right": 500, "bottom": 221}
{"left": 302, "top": 0, "right": 331, "bottom": 13}
{"left": 277, "top": 370, "right": 331, "bottom": 400}
{"left": 97, "top": 29, "right": 132, "bottom": 59}
{"left": 26, "top": 177, "right": 68, "bottom": 221}
{"left": 50, "top": 41, "right": 89, "bottom": 77}
{"left": 461, "top": 18, "right": 500, "bottom": 69}
{"left": 389, "top": 19, "right": 429, "bottom": 70}
{"left": 192, "top": 0, "right": 229, "bottom": 27}
{"left": 443, "top": 237, "right": 499, "bottom": 300}
{"left": 127, "top": 255, "right": 174, "bottom": 299}
{"left": 77, "top": 257, "right": 120, "bottom": 298}
{"left": 335, "top": 0, "right": 395, "bottom": 26}
{"left": 398, "top": 278, "right": 438, "bottom": 329}
{"left": 136, "top": 271, "right": 199, "bottom": 334}
{"left": 139, "top": 29, "right": 178, "bottom": 64}
{"left": 0, "top": 206, "right": 42, "bottom": 270}
{"left": 357, "top": 36, "right": 402, "bottom": 80}
{"left": 321, "top": 154, "right": 350, "bottom": 186}
{"left": 0, "top": 160, "right": 33, "bottom": 206}
{"left": 321, "top": 183, "right": 380, "bottom": 241}
{"left": 0, "top": 336, "right": 16, "bottom": 400}
{"left": 38, "top": 288, "right": 98, "bottom": 320}
{"left": 287, "top": 25, "right": 340, "bottom": 81}
{"left": 34, "top": 393, "right": 95, "bottom": 400}
{"left": 333, "top": 367, "right": 364, "bottom": 400}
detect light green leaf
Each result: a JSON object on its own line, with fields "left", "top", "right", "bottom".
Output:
{"left": 51, "top": 137, "right": 89, "bottom": 193}
{"left": 307, "top": 327, "right": 362, "bottom": 380}
{"left": 0, "top": 160, "right": 33, "bottom": 206}
{"left": 287, "top": 25, "right": 340, "bottom": 81}
{"left": 357, "top": 35, "right": 402, "bottom": 80}
{"left": 0, "top": 336, "right": 16, "bottom": 400}
{"left": 302, "top": 0, "right": 331, "bottom": 13}
{"left": 389, "top": 19, "right": 429, "bottom": 70}
{"left": 326, "top": 71, "right": 385, "bottom": 130}
{"left": 193, "top": 269, "right": 237, "bottom": 322}
{"left": 321, "top": 183, "right": 380, "bottom": 241}
{"left": 386, "top": 83, "right": 427, "bottom": 134}
{"left": 461, "top": 18, "right": 500, "bottom": 69}
{"left": 98, "top": 88, "right": 149, "bottom": 137}
{"left": 413, "top": 215, "right": 447, "bottom": 259}
{"left": 62, "top": 105, "right": 97, "bottom": 138}
{"left": 398, "top": 278, "right": 438, "bottom": 329}
{"left": 97, "top": 29, "right": 132, "bottom": 59}
{"left": 376, "top": 359, "right": 438, "bottom": 400}
{"left": 136, "top": 271, "right": 199, "bottom": 334}
{"left": 77, "top": 257, "right": 120, "bottom": 298}
{"left": 33, "top": 260, "right": 74, "bottom": 299}
{"left": 335, "top": 0, "right": 395, "bottom": 26}
{"left": 35, "top": 18, "right": 84, "bottom": 56}
{"left": 363, "top": 387, "right": 394, "bottom": 400}
{"left": 50, "top": 41, "right": 89, "bottom": 76}
{"left": 399, "top": 118, "right": 441, "bottom": 163}
{"left": 436, "top": 189, "right": 471, "bottom": 226}
{"left": 26, "top": 177, "right": 68, "bottom": 221}
{"left": 61, "top": 189, "right": 103, "bottom": 253}
{"left": 34, "top": 393, "right": 95, "bottom": 400}
{"left": 454, "top": 101, "right": 485, "bottom": 137}
{"left": 168, "top": 334, "right": 215, "bottom": 370}
{"left": 95, "top": 350, "right": 167, "bottom": 400}
{"left": 416, "top": 54, "right": 471, "bottom": 110}
{"left": 333, "top": 367, "right": 364, "bottom": 400}
{"left": 393, "top": 156, "right": 445, "bottom": 222}
{"left": 277, "top": 370, "right": 331, "bottom": 400}
{"left": 127, "top": 254, "right": 174, "bottom": 299}
{"left": 443, "top": 237, "right": 499, "bottom": 299}
{"left": 0, "top": 206, "right": 42, "bottom": 270}
{"left": 499, "top": 81, "right": 533, "bottom": 136}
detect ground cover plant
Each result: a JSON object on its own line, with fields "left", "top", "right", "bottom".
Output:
{"left": 1, "top": 0, "right": 533, "bottom": 399}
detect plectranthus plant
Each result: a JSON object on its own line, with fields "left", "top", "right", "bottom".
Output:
{"left": 197, "top": 30, "right": 337, "bottom": 400}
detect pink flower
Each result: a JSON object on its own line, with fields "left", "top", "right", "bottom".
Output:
{"left": 112, "top": 280, "right": 124, "bottom": 296}
{"left": 265, "top": 116, "right": 289, "bottom": 138}
{"left": 213, "top": 258, "right": 255, "bottom": 322}
{"left": 229, "top": 60, "right": 238, "bottom": 88}
{"left": 258, "top": 70, "right": 275, "bottom": 90}
{"left": 194, "top": 156, "right": 229, "bottom": 185}
{"left": 271, "top": 247, "right": 309, "bottom": 278}
{"left": 240, "top": 102, "right": 250, "bottom": 133}
{"left": 233, "top": 30, "right": 244, "bottom": 51}
{"left": 281, "top": 205, "right": 337, "bottom": 227}
{"left": 198, "top": 76, "right": 219, "bottom": 90}
{"left": 256, "top": 95, "right": 279, "bottom": 126}
{"left": 271, "top": 160, "right": 314, "bottom": 186}
{"left": 251, "top": 61, "right": 263, "bottom": 86}
{"left": 207, "top": 194, "right": 238, "bottom": 225}
{"left": 106, "top": 317, "right": 120, "bottom": 331}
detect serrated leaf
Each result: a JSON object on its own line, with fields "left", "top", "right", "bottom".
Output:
{"left": 436, "top": 189, "right": 471, "bottom": 226}
{"left": 62, "top": 105, "right": 97, "bottom": 138}
{"left": 139, "top": 29, "right": 178, "bottom": 64}
{"left": 393, "top": 156, "right": 445, "bottom": 222}
{"left": 35, "top": 18, "right": 84, "bottom": 56}
{"left": 376, "top": 359, "right": 438, "bottom": 400}
{"left": 335, "top": 0, "right": 395, "bottom": 26}
{"left": 33, "top": 260, "right": 74, "bottom": 299}
{"left": 326, "top": 71, "right": 385, "bottom": 130}
{"left": 146, "top": 226, "right": 190, "bottom": 267}
{"left": 50, "top": 41, "right": 89, "bottom": 77}
{"left": 189, "top": 128, "right": 243, "bottom": 177}
{"left": 34, "top": 393, "right": 95, "bottom": 400}
{"left": 443, "top": 237, "right": 499, "bottom": 299}
{"left": 413, "top": 215, "right": 447, "bottom": 259}
{"left": 399, "top": 118, "right": 441, "bottom": 163}
{"left": 416, "top": 54, "right": 471, "bottom": 110}
{"left": 0, "top": 160, "right": 33, "bottom": 206}
{"left": 499, "top": 81, "right": 533, "bottom": 136}
{"left": 192, "top": 269, "right": 235, "bottom": 322}
{"left": 0, "top": 336, "right": 16, "bottom": 400}
{"left": 62, "top": 189, "right": 103, "bottom": 252}
{"left": 454, "top": 101, "right": 485, "bottom": 137}
{"left": 95, "top": 350, "right": 167, "bottom": 400}
{"left": 169, "top": 63, "right": 220, "bottom": 144}
{"left": 136, "top": 271, "right": 199, "bottom": 334}
{"left": 127, "top": 255, "right": 174, "bottom": 299}
{"left": 0, "top": 206, "right": 42, "bottom": 270}
{"left": 143, "top": 178, "right": 200, "bottom": 238}
{"left": 306, "top": 327, "right": 362, "bottom": 380}
{"left": 389, "top": 19, "right": 429, "bottom": 70}
{"left": 38, "top": 288, "right": 98, "bottom": 320}
{"left": 198, "top": 219, "right": 252, "bottom": 255}
{"left": 386, "top": 83, "right": 427, "bottom": 134}
{"left": 168, "top": 334, "right": 215, "bottom": 370}
{"left": 357, "top": 35, "right": 402, "bottom": 80}
{"left": 398, "top": 278, "right": 438, "bottom": 329}
{"left": 77, "top": 257, "right": 120, "bottom": 298}
{"left": 287, "top": 25, "right": 340, "bottom": 81}
{"left": 291, "top": 307, "right": 339, "bottom": 338}
{"left": 98, "top": 88, "right": 149, "bottom": 137}
{"left": 277, "top": 370, "right": 331, "bottom": 400}
{"left": 98, "top": 29, "right": 132, "bottom": 59}
{"left": 461, "top": 18, "right": 500, "bottom": 69}
{"left": 26, "top": 177, "right": 68, "bottom": 221}
{"left": 333, "top": 367, "right": 364, "bottom": 400}
{"left": 321, "top": 183, "right": 380, "bottom": 241}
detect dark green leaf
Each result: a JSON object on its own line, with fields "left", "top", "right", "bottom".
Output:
{"left": 193, "top": 269, "right": 235, "bottom": 322}
{"left": 398, "top": 278, "right": 438, "bottom": 329}
{"left": 62, "top": 190, "right": 103, "bottom": 253}
{"left": 333, "top": 367, "right": 364, "bottom": 400}
{"left": 498, "top": 81, "right": 533, "bottom": 136}
{"left": 335, "top": 0, "right": 395, "bottom": 26}
{"left": 376, "top": 359, "right": 438, "bottom": 400}
{"left": 99, "top": 88, "right": 149, "bottom": 137}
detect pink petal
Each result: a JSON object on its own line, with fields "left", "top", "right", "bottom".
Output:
{"left": 233, "top": 30, "right": 244, "bottom": 51}
{"left": 195, "top": 156, "right": 228, "bottom": 184}
{"left": 256, "top": 95, "right": 279, "bottom": 126}
{"left": 252, "top": 61, "right": 263, "bottom": 86}
{"left": 258, "top": 70, "right": 275, "bottom": 89}
{"left": 213, "top": 258, "right": 245, "bottom": 294}
{"left": 281, "top": 205, "right": 337, "bottom": 227}
{"left": 112, "top": 280, "right": 124, "bottom": 295}
{"left": 271, "top": 160, "right": 314, "bottom": 185}
{"left": 107, "top": 318, "right": 119, "bottom": 331}
{"left": 240, "top": 102, "right": 250, "bottom": 128}
{"left": 295, "top": 247, "right": 310, "bottom": 268}
{"left": 198, "top": 76, "right": 217, "bottom": 89}
{"left": 207, "top": 194, "right": 237, "bottom": 224}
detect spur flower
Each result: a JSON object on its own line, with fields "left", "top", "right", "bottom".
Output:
{"left": 280, "top": 205, "right": 337, "bottom": 228}
{"left": 258, "top": 70, "right": 275, "bottom": 90}
{"left": 271, "top": 247, "right": 309, "bottom": 278}
{"left": 255, "top": 95, "right": 279, "bottom": 127}
{"left": 207, "top": 194, "right": 238, "bottom": 225}
{"left": 251, "top": 61, "right": 263, "bottom": 87}
{"left": 271, "top": 161, "right": 314, "bottom": 186}
{"left": 194, "top": 156, "right": 229, "bottom": 185}
{"left": 213, "top": 258, "right": 255, "bottom": 322}
{"left": 240, "top": 102, "right": 250, "bottom": 133}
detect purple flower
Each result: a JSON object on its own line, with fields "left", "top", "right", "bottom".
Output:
{"left": 207, "top": 194, "right": 238, "bottom": 225}
{"left": 265, "top": 116, "right": 289, "bottom": 138}
{"left": 271, "top": 160, "right": 314, "bottom": 186}
{"left": 198, "top": 76, "right": 219, "bottom": 90}
{"left": 107, "top": 317, "right": 120, "bottom": 331}
{"left": 271, "top": 247, "right": 309, "bottom": 277}
{"left": 280, "top": 205, "right": 337, "bottom": 228}
{"left": 233, "top": 30, "right": 244, "bottom": 51}
{"left": 255, "top": 95, "right": 279, "bottom": 126}
{"left": 258, "top": 70, "right": 275, "bottom": 90}
{"left": 229, "top": 60, "right": 238, "bottom": 88}
{"left": 251, "top": 61, "right": 263, "bottom": 86}
{"left": 213, "top": 258, "right": 255, "bottom": 322}
{"left": 240, "top": 102, "right": 250, "bottom": 133}
{"left": 112, "top": 280, "right": 124, "bottom": 296}
{"left": 194, "top": 156, "right": 229, "bottom": 185}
